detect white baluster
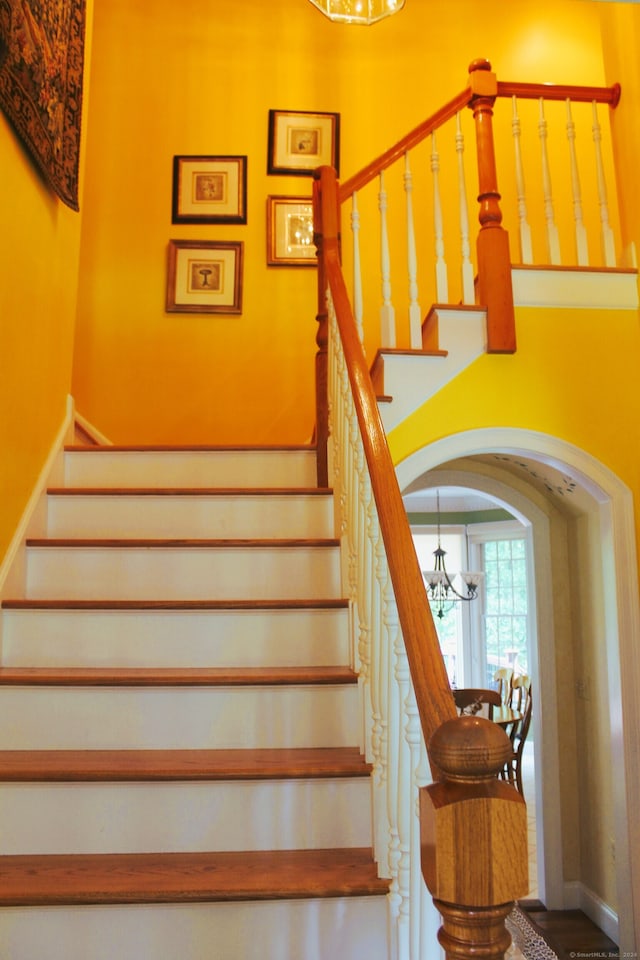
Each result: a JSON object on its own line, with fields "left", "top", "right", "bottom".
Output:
{"left": 357, "top": 460, "right": 375, "bottom": 768}
{"left": 371, "top": 507, "right": 390, "bottom": 876}
{"left": 404, "top": 684, "right": 422, "bottom": 959}
{"left": 378, "top": 171, "right": 396, "bottom": 347}
{"left": 592, "top": 100, "right": 616, "bottom": 267}
{"left": 455, "top": 113, "right": 475, "bottom": 303}
{"left": 351, "top": 192, "right": 365, "bottom": 345}
{"left": 430, "top": 131, "right": 449, "bottom": 302}
{"left": 351, "top": 411, "right": 372, "bottom": 759}
{"left": 385, "top": 586, "right": 402, "bottom": 960}
{"left": 565, "top": 99, "right": 589, "bottom": 265}
{"left": 538, "top": 98, "right": 561, "bottom": 264}
{"left": 404, "top": 152, "right": 423, "bottom": 347}
{"left": 394, "top": 630, "right": 412, "bottom": 959}
{"left": 415, "top": 735, "right": 439, "bottom": 955}
{"left": 511, "top": 96, "right": 533, "bottom": 263}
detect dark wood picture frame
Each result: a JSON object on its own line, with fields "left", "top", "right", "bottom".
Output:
{"left": 172, "top": 156, "right": 248, "bottom": 224}
{"left": 267, "top": 196, "right": 317, "bottom": 266}
{"left": 267, "top": 110, "right": 340, "bottom": 176}
{"left": 166, "top": 240, "right": 244, "bottom": 314}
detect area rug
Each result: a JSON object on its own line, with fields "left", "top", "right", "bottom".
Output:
{"left": 0, "top": 0, "right": 86, "bottom": 210}
{"left": 507, "top": 905, "right": 559, "bottom": 960}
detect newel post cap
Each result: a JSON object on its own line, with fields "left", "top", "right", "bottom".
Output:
{"left": 468, "top": 58, "right": 498, "bottom": 98}
{"left": 420, "top": 716, "right": 529, "bottom": 906}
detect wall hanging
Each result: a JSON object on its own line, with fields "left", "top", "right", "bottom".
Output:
{"left": 0, "top": 0, "right": 86, "bottom": 210}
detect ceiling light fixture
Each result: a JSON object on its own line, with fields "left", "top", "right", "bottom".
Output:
{"left": 422, "top": 491, "right": 483, "bottom": 619}
{"left": 306, "top": 0, "right": 406, "bottom": 25}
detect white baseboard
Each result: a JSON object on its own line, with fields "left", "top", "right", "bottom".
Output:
{"left": 564, "top": 880, "right": 619, "bottom": 944}
{"left": 0, "top": 396, "right": 75, "bottom": 603}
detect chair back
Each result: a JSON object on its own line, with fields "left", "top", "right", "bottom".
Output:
{"left": 493, "top": 667, "right": 514, "bottom": 705}
{"left": 453, "top": 687, "right": 502, "bottom": 720}
{"left": 511, "top": 674, "right": 531, "bottom": 714}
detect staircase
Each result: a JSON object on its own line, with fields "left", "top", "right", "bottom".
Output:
{"left": 0, "top": 444, "right": 389, "bottom": 960}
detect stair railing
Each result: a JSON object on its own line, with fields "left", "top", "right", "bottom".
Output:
{"left": 312, "top": 62, "right": 622, "bottom": 957}
{"left": 329, "top": 58, "right": 621, "bottom": 371}
{"left": 313, "top": 165, "right": 528, "bottom": 960}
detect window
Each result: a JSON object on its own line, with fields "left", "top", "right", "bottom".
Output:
{"left": 481, "top": 537, "right": 528, "bottom": 685}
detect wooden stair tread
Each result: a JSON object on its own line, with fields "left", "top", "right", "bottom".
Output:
{"left": 0, "top": 848, "right": 389, "bottom": 905}
{"left": 0, "top": 665, "right": 358, "bottom": 686}
{"left": 26, "top": 537, "right": 340, "bottom": 548}
{"left": 0, "top": 747, "right": 370, "bottom": 781}
{"left": 1, "top": 598, "right": 349, "bottom": 610}
{"left": 64, "top": 444, "right": 317, "bottom": 453}
{"left": 47, "top": 487, "right": 333, "bottom": 496}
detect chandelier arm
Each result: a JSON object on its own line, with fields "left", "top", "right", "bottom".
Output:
{"left": 441, "top": 569, "right": 477, "bottom": 602}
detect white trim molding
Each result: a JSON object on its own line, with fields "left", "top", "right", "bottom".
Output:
{"left": 395, "top": 427, "right": 640, "bottom": 952}
{"left": 0, "top": 396, "right": 75, "bottom": 603}
{"left": 512, "top": 267, "right": 639, "bottom": 310}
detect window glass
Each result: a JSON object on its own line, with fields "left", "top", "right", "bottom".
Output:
{"left": 482, "top": 537, "right": 528, "bottom": 684}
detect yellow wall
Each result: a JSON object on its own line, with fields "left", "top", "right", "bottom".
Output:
{"left": 389, "top": 302, "right": 640, "bottom": 910}
{"left": 600, "top": 4, "right": 640, "bottom": 267}
{"left": 0, "top": 0, "right": 93, "bottom": 564}
{"left": 72, "top": 0, "right": 609, "bottom": 444}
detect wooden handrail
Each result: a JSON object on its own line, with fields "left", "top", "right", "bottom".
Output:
{"left": 497, "top": 79, "right": 621, "bottom": 106}
{"left": 311, "top": 61, "right": 622, "bottom": 958}
{"left": 338, "top": 87, "right": 473, "bottom": 202}
{"left": 314, "top": 162, "right": 528, "bottom": 959}
{"left": 315, "top": 165, "right": 457, "bottom": 755}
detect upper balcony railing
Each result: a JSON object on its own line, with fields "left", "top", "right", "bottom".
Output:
{"left": 311, "top": 60, "right": 623, "bottom": 960}
{"left": 332, "top": 59, "right": 623, "bottom": 365}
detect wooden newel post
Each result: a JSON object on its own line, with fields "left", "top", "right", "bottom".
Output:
{"left": 421, "top": 716, "right": 529, "bottom": 960}
{"left": 468, "top": 58, "right": 517, "bottom": 354}
{"left": 312, "top": 166, "right": 340, "bottom": 488}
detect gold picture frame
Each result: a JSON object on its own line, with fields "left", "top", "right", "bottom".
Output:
{"left": 166, "top": 240, "right": 244, "bottom": 314}
{"left": 267, "top": 196, "right": 316, "bottom": 267}
{"left": 267, "top": 110, "right": 340, "bottom": 176}
{"left": 172, "top": 156, "right": 247, "bottom": 224}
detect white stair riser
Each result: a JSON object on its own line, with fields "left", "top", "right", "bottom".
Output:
{"left": 64, "top": 450, "right": 318, "bottom": 489}
{"left": 0, "top": 685, "right": 359, "bottom": 749}
{"left": 0, "top": 897, "right": 389, "bottom": 960}
{"left": 46, "top": 494, "right": 334, "bottom": 540}
{"left": 25, "top": 545, "right": 342, "bottom": 601}
{"left": 0, "top": 779, "right": 372, "bottom": 854}
{"left": 1, "top": 608, "right": 350, "bottom": 668}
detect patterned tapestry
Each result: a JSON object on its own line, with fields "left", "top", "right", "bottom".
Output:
{"left": 0, "top": 0, "right": 86, "bottom": 210}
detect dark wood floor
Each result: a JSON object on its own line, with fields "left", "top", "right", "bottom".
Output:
{"left": 520, "top": 901, "right": 619, "bottom": 959}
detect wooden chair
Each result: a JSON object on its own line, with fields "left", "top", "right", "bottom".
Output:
{"left": 453, "top": 687, "right": 502, "bottom": 720}
{"left": 493, "top": 666, "right": 514, "bottom": 705}
{"left": 501, "top": 680, "right": 533, "bottom": 797}
{"left": 510, "top": 674, "right": 531, "bottom": 718}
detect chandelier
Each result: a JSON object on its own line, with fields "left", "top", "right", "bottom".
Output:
{"left": 306, "top": 0, "right": 406, "bottom": 25}
{"left": 422, "top": 492, "right": 483, "bottom": 619}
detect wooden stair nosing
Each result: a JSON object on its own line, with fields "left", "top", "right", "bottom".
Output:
{"left": 25, "top": 537, "right": 340, "bottom": 549}
{"left": 64, "top": 444, "right": 318, "bottom": 454}
{"left": 47, "top": 486, "right": 334, "bottom": 497}
{"left": 0, "top": 665, "right": 358, "bottom": 686}
{"left": 0, "top": 848, "right": 390, "bottom": 906}
{"left": 0, "top": 746, "right": 371, "bottom": 782}
{"left": 1, "top": 597, "right": 349, "bottom": 611}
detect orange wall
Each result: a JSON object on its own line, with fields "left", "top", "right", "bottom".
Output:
{"left": 0, "top": 0, "right": 93, "bottom": 565}
{"left": 72, "top": 0, "right": 609, "bottom": 444}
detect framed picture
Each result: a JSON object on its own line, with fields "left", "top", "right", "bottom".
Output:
{"left": 166, "top": 240, "right": 244, "bottom": 314}
{"left": 268, "top": 110, "right": 340, "bottom": 176}
{"left": 267, "top": 196, "right": 316, "bottom": 267}
{"left": 172, "top": 155, "right": 247, "bottom": 224}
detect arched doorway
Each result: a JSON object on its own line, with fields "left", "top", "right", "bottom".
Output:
{"left": 395, "top": 428, "right": 640, "bottom": 951}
